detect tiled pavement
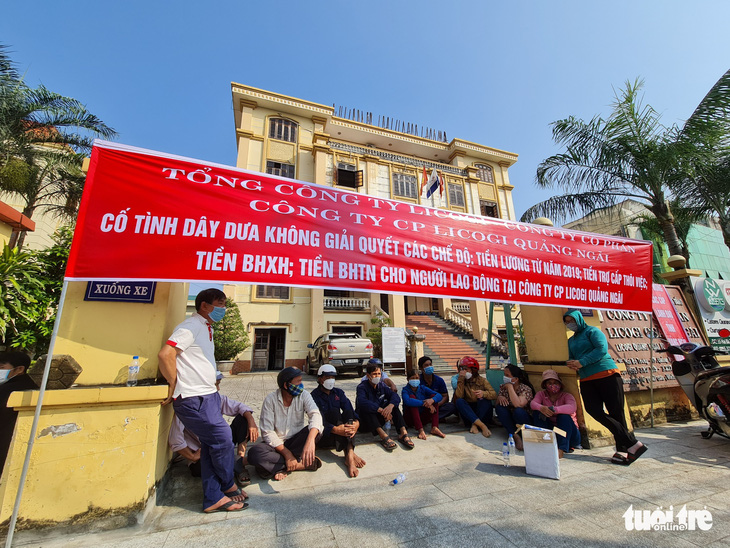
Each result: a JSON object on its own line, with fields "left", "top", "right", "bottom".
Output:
{"left": 11, "top": 372, "right": 730, "bottom": 548}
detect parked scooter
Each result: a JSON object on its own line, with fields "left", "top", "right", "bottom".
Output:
{"left": 661, "top": 342, "right": 730, "bottom": 439}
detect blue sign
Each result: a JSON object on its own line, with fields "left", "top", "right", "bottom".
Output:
{"left": 84, "top": 281, "right": 157, "bottom": 303}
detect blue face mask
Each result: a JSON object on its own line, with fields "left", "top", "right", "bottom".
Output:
{"left": 424, "top": 366, "right": 434, "bottom": 375}
{"left": 408, "top": 379, "right": 420, "bottom": 388}
{"left": 0, "top": 370, "right": 11, "bottom": 384}
{"left": 287, "top": 382, "right": 304, "bottom": 397}
{"left": 209, "top": 306, "right": 226, "bottom": 323}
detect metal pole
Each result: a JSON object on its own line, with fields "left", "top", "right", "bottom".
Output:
{"left": 504, "top": 303, "right": 518, "bottom": 365}
{"left": 485, "top": 302, "right": 494, "bottom": 368}
{"left": 5, "top": 280, "right": 69, "bottom": 548}
{"left": 649, "top": 315, "right": 655, "bottom": 428}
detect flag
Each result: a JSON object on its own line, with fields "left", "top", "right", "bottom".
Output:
{"left": 425, "top": 168, "right": 442, "bottom": 198}
{"left": 420, "top": 166, "right": 428, "bottom": 195}
{"left": 438, "top": 170, "right": 444, "bottom": 197}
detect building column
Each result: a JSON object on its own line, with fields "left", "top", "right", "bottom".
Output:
{"left": 235, "top": 99, "right": 258, "bottom": 170}
{"left": 310, "top": 288, "right": 325, "bottom": 341}
{"left": 388, "top": 294, "right": 406, "bottom": 329}
{"left": 438, "top": 297, "right": 452, "bottom": 318}
{"left": 469, "top": 300, "right": 489, "bottom": 342}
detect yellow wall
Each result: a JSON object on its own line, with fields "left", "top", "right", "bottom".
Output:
{"left": 0, "top": 387, "right": 171, "bottom": 526}
{"left": 0, "top": 223, "right": 12, "bottom": 246}
{"left": 54, "top": 282, "right": 188, "bottom": 385}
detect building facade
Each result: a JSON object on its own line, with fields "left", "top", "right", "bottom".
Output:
{"left": 228, "top": 84, "right": 519, "bottom": 371}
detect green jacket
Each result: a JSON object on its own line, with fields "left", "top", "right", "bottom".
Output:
{"left": 564, "top": 310, "right": 617, "bottom": 380}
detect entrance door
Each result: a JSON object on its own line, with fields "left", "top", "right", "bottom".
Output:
{"left": 252, "top": 328, "right": 287, "bottom": 371}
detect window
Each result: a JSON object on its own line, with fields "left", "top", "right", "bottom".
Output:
{"left": 255, "top": 286, "right": 290, "bottom": 300}
{"left": 480, "top": 200, "right": 499, "bottom": 218}
{"left": 393, "top": 172, "right": 418, "bottom": 199}
{"left": 335, "top": 162, "right": 363, "bottom": 189}
{"left": 266, "top": 161, "right": 295, "bottom": 179}
{"left": 475, "top": 163, "right": 494, "bottom": 183}
{"left": 448, "top": 182, "right": 465, "bottom": 208}
{"left": 269, "top": 118, "right": 297, "bottom": 142}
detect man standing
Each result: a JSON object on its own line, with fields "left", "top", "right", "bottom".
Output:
{"left": 159, "top": 288, "right": 247, "bottom": 513}
{"left": 247, "top": 367, "right": 323, "bottom": 481}
{"left": 310, "top": 364, "right": 366, "bottom": 478}
{"left": 0, "top": 351, "right": 37, "bottom": 476}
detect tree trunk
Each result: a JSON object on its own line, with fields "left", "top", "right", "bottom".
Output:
{"left": 650, "top": 201, "right": 684, "bottom": 258}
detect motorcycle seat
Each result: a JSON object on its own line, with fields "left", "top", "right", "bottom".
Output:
{"left": 696, "top": 365, "right": 730, "bottom": 382}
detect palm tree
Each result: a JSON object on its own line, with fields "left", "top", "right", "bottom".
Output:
{"left": 521, "top": 77, "right": 729, "bottom": 258}
{"left": 671, "top": 70, "right": 730, "bottom": 252}
{"left": 0, "top": 44, "right": 116, "bottom": 248}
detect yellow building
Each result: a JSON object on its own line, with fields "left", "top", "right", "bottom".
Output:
{"left": 229, "top": 84, "right": 520, "bottom": 372}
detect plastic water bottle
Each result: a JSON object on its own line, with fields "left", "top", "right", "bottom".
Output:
{"left": 391, "top": 472, "right": 407, "bottom": 485}
{"left": 508, "top": 434, "right": 516, "bottom": 456}
{"left": 127, "top": 356, "right": 140, "bottom": 387}
{"left": 502, "top": 442, "right": 510, "bottom": 467}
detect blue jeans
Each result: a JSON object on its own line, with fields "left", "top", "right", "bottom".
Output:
{"left": 173, "top": 392, "right": 235, "bottom": 510}
{"left": 495, "top": 405, "right": 531, "bottom": 435}
{"left": 532, "top": 411, "right": 582, "bottom": 452}
{"left": 455, "top": 398, "right": 493, "bottom": 427}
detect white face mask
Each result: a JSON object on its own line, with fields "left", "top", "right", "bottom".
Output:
{"left": 323, "top": 378, "right": 335, "bottom": 390}
{"left": 565, "top": 322, "right": 577, "bottom": 332}
{"left": 465, "top": 372, "right": 473, "bottom": 380}
{"left": 369, "top": 375, "right": 381, "bottom": 385}
{"left": 0, "top": 370, "right": 11, "bottom": 384}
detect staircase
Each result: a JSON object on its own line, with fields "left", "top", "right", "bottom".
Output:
{"left": 406, "top": 314, "right": 507, "bottom": 373}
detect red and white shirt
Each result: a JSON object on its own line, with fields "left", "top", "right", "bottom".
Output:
{"left": 167, "top": 313, "right": 217, "bottom": 399}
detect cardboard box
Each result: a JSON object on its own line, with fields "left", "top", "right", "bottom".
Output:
{"left": 520, "top": 425, "right": 563, "bottom": 480}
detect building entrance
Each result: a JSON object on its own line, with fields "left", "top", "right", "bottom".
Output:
{"left": 252, "top": 328, "right": 286, "bottom": 371}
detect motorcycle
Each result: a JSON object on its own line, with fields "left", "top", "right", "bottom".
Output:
{"left": 661, "top": 342, "right": 730, "bottom": 439}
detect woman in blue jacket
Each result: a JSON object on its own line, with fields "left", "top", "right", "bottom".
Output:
{"left": 564, "top": 310, "right": 647, "bottom": 465}
{"left": 402, "top": 370, "right": 445, "bottom": 439}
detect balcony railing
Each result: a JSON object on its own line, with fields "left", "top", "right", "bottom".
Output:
{"left": 324, "top": 297, "right": 371, "bottom": 310}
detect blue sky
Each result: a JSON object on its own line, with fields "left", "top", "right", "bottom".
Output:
{"left": 2, "top": 1, "right": 729, "bottom": 220}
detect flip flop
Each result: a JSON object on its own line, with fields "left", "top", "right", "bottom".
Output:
{"left": 625, "top": 444, "right": 648, "bottom": 465}
{"left": 306, "top": 456, "right": 322, "bottom": 471}
{"left": 236, "top": 471, "right": 251, "bottom": 486}
{"left": 380, "top": 437, "right": 397, "bottom": 452}
{"left": 610, "top": 452, "right": 629, "bottom": 465}
{"left": 398, "top": 434, "right": 415, "bottom": 450}
{"left": 224, "top": 487, "right": 249, "bottom": 501}
{"left": 204, "top": 500, "right": 248, "bottom": 513}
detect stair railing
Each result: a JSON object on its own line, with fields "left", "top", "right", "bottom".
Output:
{"left": 445, "top": 307, "right": 472, "bottom": 335}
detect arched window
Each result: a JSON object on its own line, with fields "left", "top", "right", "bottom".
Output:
{"left": 269, "top": 118, "right": 298, "bottom": 142}
{"left": 475, "top": 163, "right": 494, "bottom": 183}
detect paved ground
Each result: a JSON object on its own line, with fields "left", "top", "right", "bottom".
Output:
{"left": 10, "top": 372, "right": 730, "bottom": 548}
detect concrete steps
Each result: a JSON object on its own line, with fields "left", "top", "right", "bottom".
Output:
{"left": 406, "top": 314, "right": 507, "bottom": 374}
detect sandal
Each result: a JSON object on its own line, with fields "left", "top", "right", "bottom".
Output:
{"left": 625, "top": 444, "right": 648, "bottom": 465}
{"left": 380, "top": 437, "right": 397, "bottom": 452}
{"left": 204, "top": 499, "right": 248, "bottom": 513}
{"left": 398, "top": 434, "right": 415, "bottom": 450}
{"left": 236, "top": 471, "right": 251, "bottom": 487}
{"left": 224, "top": 487, "right": 249, "bottom": 501}
{"left": 306, "top": 456, "right": 322, "bottom": 471}
{"left": 610, "top": 452, "right": 629, "bottom": 465}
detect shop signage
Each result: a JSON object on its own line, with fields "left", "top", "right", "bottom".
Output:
{"left": 601, "top": 285, "right": 705, "bottom": 391}
{"left": 84, "top": 281, "right": 156, "bottom": 303}
{"left": 66, "top": 141, "right": 653, "bottom": 311}
{"left": 691, "top": 276, "right": 730, "bottom": 351}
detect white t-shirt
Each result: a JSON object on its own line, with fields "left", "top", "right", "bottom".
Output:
{"left": 167, "top": 313, "right": 217, "bottom": 399}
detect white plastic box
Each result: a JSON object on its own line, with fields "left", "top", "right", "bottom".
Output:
{"left": 520, "top": 425, "right": 563, "bottom": 480}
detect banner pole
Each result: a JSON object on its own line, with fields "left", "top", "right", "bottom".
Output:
{"left": 5, "top": 280, "right": 69, "bottom": 548}
{"left": 649, "top": 315, "right": 655, "bottom": 428}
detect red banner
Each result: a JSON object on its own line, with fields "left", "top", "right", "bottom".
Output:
{"left": 66, "top": 142, "right": 653, "bottom": 312}
{"left": 652, "top": 284, "right": 689, "bottom": 346}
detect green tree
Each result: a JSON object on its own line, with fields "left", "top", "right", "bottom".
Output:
{"left": 671, "top": 70, "right": 730, "bottom": 252}
{"left": 7, "top": 227, "right": 73, "bottom": 355}
{"left": 213, "top": 298, "right": 250, "bottom": 362}
{"left": 0, "top": 44, "right": 116, "bottom": 249}
{"left": 0, "top": 243, "right": 42, "bottom": 346}
{"left": 365, "top": 313, "right": 392, "bottom": 358}
{"left": 521, "top": 77, "right": 730, "bottom": 258}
